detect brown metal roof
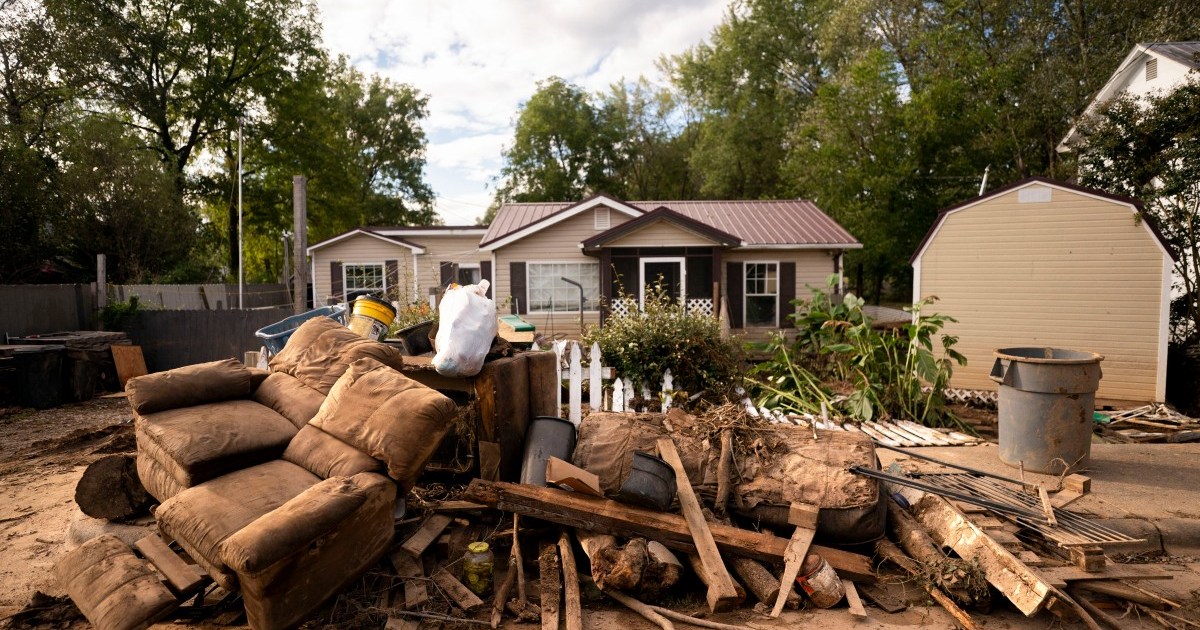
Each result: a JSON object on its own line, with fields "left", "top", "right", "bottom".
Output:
{"left": 483, "top": 197, "right": 860, "bottom": 247}
{"left": 910, "top": 176, "right": 1178, "bottom": 264}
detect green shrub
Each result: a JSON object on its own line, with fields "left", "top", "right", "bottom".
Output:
{"left": 753, "top": 275, "right": 968, "bottom": 428}
{"left": 99, "top": 295, "right": 144, "bottom": 331}
{"left": 583, "top": 283, "right": 745, "bottom": 405}
{"left": 387, "top": 301, "right": 437, "bottom": 338}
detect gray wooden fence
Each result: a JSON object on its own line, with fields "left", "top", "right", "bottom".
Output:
{"left": 0, "top": 284, "right": 94, "bottom": 338}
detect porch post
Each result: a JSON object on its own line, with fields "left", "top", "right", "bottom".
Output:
{"left": 599, "top": 248, "right": 612, "bottom": 326}
{"left": 711, "top": 247, "right": 723, "bottom": 307}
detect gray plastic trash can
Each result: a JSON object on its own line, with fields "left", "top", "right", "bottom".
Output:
{"left": 990, "top": 347, "right": 1103, "bottom": 475}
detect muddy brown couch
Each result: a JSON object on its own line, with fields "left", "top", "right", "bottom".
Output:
{"left": 126, "top": 317, "right": 457, "bottom": 629}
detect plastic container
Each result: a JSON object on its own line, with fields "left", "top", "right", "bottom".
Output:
{"left": 463, "top": 541, "right": 494, "bottom": 596}
{"left": 347, "top": 296, "right": 397, "bottom": 342}
{"left": 615, "top": 452, "right": 677, "bottom": 511}
{"left": 254, "top": 305, "right": 347, "bottom": 355}
{"left": 796, "top": 553, "right": 844, "bottom": 608}
{"left": 394, "top": 320, "right": 435, "bottom": 355}
{"left": 990, "top": 347, "right": 1103, "bottom": 475}
{"left": 519, "top": 416, "right": 577, "bottom": 487}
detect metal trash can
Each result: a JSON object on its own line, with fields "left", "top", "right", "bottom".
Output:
{"left": 990, "top": 347, "right": 1103, "bottom": 475}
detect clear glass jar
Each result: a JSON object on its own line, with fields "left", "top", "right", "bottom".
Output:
{"left": 463, "top": 541, "right": 494, "bottom": 596}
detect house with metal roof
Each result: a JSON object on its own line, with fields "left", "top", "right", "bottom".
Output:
{"left": 1059, "top": 41, "right": 1200, "bottom": 151}
{"left": 308, "top": 194, "right": 860, "bottom": 339}
{"left": 911, "top": 178, "right": 1175, "bottom": 403}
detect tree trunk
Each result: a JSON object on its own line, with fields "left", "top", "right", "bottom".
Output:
{"left": 74, "top": 454, "right": 153, "bottom": 521}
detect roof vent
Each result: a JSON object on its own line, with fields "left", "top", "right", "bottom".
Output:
{"left": 1018, "top": 185, "right": 1052, "bottom": 203}
{"left": 594, "top": 207, "right": 611, "bottom": 230}
{"left": 1146, "top": 57, "right": 1158, "bottom": 81}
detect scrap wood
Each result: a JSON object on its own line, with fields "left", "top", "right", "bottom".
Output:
{"left": 432, "top": 568, "right": 484, "bottom": 611}
{"left": 461, "top": 479, "right": 876, "bottom": 583}
{"left": 388, "top": 610, "right": 491, "bottom": 626}
{"left": 715, "top": 429, "right": 733, "bottom": 515}
{"left": 1036, "top": 563, "right": 1173, "bottom": 588}
{"left": 843, "top": 580, "right": 867, "bottom": 618}
{"left": 686, "top": 554, "right": 746, "bottom": 604}
{"left": 557, "top": 533, "right": 582, "bottom": 630}
{"left": 874, "top": 540, "right": 979, "bottom": 630}
{"left": 657, "top": 438, "right": 741, "bottom": 612}
{"left": 1067, "top": 586, "right": 1124, "bottom": 630}
{"left": 886, "top": 499, "right": 988, "bottom": 609}
{"left": 402, "top": 514, "right": 453, "bottom": 557}
{"left": 539, "top": 541, "right": 561, "bottom": 630}
{"left": 855, "top": 583, "right": 906, "bottom": 613}
{"left": 1076, "top": 581, "right": 1172, "bottom": 610}
{"left": 604, "top": 589, "right": 673, "bottom": 630}
{"left": 513, "top": 514, "right": 527, "bottom": 603}
{"left": 1139, "top": 606, "right": 1200, "bottom": 629}
{"left": 770, "top": 502, "right": 818, "bottom": 618}
{"left": 389, "top": 550, "right": 429, "bottom": 610}
{"left": 134, "top": 535, "right": 204, "bottom": 595}
{"left": 491, "top": 548, "right": 518, "bottom": 629}
{"left": 648, "top": 606, "right": 754, "bottom": 630}
{"left": 729, "top": 557, "right": 798, "bottom": 609}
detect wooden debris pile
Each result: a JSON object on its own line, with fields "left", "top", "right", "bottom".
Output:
{"left": 1094, "top": 404, "right": 1200, "bottom": 444}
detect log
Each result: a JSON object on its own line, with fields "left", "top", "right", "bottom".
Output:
{"left": 644, "top": 542, "right": 683, "bottom": 591}
{"left": 686, "top": 554, "right": 745, "bottom": 604}
{"left": 491, "top": 549, "right": 517, "bottom": 629}
{"left": 604, "top": 590, "right": 673, "bottom": 630}
{"left": 558, "top": 533, "right": 582, "bottom": 630}
{"left": 729, "top": 557, "right": 798, "bottom": 609}
{"left": 578, "top": 532, "right": 646, "bottom": 591}
{"left": 74, "top": 455, "right": 153, "bottom": 521}
{"left": 513, "top": 514, "right": 527, "bottom": 603}
{"left": 657, "top": 438, "right": 740, "bottom": 612}
{"left": 875, "top": 540, "right": 979, "bottom": 630}
{"left": 715, "top": 430, "right": 733, "bottom": 515}
{"left": 461, "top": 480, "right": 876, "bottom": 583}
{"left": 649, "top": 606, "right": 752, "bottom": 630}
{"left": 539, "top": 541, "right": 561, "bottom": 630}
{"left": 886, "top": 498, "right": 985, "bottom": 608}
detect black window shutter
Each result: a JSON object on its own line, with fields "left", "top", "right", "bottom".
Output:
{"left": 439, "top": 261, "right": 455, "bottom": 288}
{"left": 725, "top": 261, "right": 743, "bottom": 328}
{"left": 779, "top": 262, "right": 796, "bottom": 328}
{"left": 480, "top": 260, "right": 492, "bottom": 297}
{"left": 330, "top": 261, "right": 343, "bottom": 303}
{"left": 385, "top": 259, "right": 400, "bottom": 302}
{"left": 510, "top": 261, "right": 527, "bottom": 314}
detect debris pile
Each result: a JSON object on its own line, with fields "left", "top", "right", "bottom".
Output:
{"left": 1094, "top": 404, "right": 1200, "bottom": 444}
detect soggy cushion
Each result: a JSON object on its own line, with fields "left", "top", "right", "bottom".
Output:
{"left": 268, "top": 317, "right": 406, "bottom": 395}
{"left": 309, "top": 358, "right": 456, "bottom": 492}
{"left": 127, "top": 358, "right": 254, "bottom": 415}
{"left": 54, "top": 534, "right": 178, "bottom": 630}
{"left": 253, "top": 372, "right": 326, "bottom": 429}
{"left": 136, "top": 400, "right": 298, "bottom": 487}
{"left": 283, "top": 425, "right": 384, "bottom": 479}
{"left": 156, "top": 460, "right": 321, "bottom": 575}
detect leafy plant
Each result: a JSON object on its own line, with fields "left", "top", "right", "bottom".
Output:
{"left": 583, "top": 282, "right": 745, "bottom": 405}
{"left": 99, "top": 295, "right": 144, "bottom": 332}
{"left": 387, "top": 300, "right": 437, "bottom": 338}
{"left": 753, "top": 275, "right": 968, "bottom": 428}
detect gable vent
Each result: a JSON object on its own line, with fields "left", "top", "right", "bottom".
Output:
{"left": 1146, "top": 57, "right": 1158, "bottom": 81}
{"left": 594, "top": 207, "right": 611, "bottom": 230}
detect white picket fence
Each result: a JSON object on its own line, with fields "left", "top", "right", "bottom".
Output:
{"left": 531, "top": 340, "right": 676, "bottom": 425}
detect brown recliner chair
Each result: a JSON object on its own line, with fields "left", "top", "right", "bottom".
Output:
{"left": 124, "top": 318, "right": 457, "bottom": 629}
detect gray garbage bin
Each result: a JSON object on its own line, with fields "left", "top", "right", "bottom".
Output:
{"left": 990, "top": 347, "right": 1103, "bottom": 475}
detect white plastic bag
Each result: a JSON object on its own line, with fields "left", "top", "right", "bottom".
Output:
{"left": 432, "top": 280, "right": 498, "bottom": 377}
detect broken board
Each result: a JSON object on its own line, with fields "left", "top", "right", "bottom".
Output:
{"left": 112, "top": 345, "right": 148, "bottom": 388}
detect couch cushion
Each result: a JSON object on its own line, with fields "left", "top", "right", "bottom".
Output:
{"left": 127, "top": 358, "right": 254, "bottom": 415}
{"left": 310, "top": 358, "right": 457, "bottom": 492}
{"left": 137, "top": 400, "right": 298, "bottom": 487}
{"left": 283, "top": 425, "right": 384, "bottom": 479}
{"left": 253, "top": 372, "right": 326, "bottom": 429}
{"left": 268, "top": 317, "right": 406, "bottom": 395}
{"left": 156, "top": 460, "right": 321, "bottom": 576}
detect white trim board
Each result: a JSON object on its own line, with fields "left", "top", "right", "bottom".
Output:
{"left": 481, "top": 195, "right": 644, "bottom": 252}
{"left": 308, "top": 229, "right": 426, "bottom": 255}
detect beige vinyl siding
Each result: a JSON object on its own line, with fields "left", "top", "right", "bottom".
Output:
{"left": 493, "top": 210, "right": 631, "bottom": 337}
{"left": 917, "top": 186, "right": 1167, "bottom": 402}
{"left": 413, "top": 235, "right": 485, "bottom": 298}
{"left": 606, "top": 221, "right": 719, "bottom": 248}
{"left": 311, "top": 234, "right": 416, "bottom": 305}
{"left": 724, "top": 250, "right": 837, "bottom": 342}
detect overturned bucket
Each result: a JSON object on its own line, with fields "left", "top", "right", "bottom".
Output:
{"left": 347, "top": 296, "right": 397, "bottom": 342}
{"left": 990, "top": 347, "right": 1103, "bottom": 475}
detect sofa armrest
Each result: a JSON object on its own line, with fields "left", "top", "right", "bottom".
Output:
{"left": 127, "top": 358, "right": 256, "bottom": 414}
{"left": 218, "top": 473, "right": 395, "bottom": 574}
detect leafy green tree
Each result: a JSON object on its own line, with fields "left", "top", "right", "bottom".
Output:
{"left": 601, "top": 79, "right": 701, "bottom": 200}
{"left": 493, "top": 77, "right": 624, "bottom": 207}
{"left": 1077, "top": 79, "right": 1200, "bottom": 340}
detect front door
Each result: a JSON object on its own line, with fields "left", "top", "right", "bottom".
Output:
{"left": 640, "top": 257, "right": 685, "bottom": 306}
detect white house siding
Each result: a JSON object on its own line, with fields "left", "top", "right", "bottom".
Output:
{"left": 723, "top": 250, "right": 838, "bottom": 342}
{"left": 311, "top": 234, "right": 416, "bottom": 306}
{"left": 1120, "top": 54, "right": 1195, "bottom": 100}
{"left": 916, "top": 186, "right": 1168, "bottom": 402}
{"left": 605, "top": 221, "right": 718, "bottom": 248}
{"left": 492, "top": 209, "right": 632, "bottom": 338}
{"left": 413, "top": 235, "right": 486, "bottom": 299}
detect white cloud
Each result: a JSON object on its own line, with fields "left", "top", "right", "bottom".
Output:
{"left": 316, "top": 0, "right": 728, "bottom": 222}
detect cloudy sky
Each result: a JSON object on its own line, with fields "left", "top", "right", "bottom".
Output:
{"left": 315, "top": 0, "right": 728, "bottom": 225}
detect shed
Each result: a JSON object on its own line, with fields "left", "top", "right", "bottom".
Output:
{"left": 911, "top": 178, "right": 1175, "bottom": 403}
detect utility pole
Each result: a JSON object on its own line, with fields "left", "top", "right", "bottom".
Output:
{"left": 292, "top": 176, "right": 308, "bottom": 315}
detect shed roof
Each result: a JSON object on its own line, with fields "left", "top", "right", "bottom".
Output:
{"left": 483, "top": 196, "right": 860, "bottom": 248}
{"left": 910, "top": 177, "right": 1177, "bottom": 264}
{"left": 582, "top": 206, "right": 743, "bottom": 249}
{"left": 1144, "top": 41, "right": 1200, "bottom": 69}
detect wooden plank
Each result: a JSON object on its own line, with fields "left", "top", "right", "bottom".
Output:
{"left": 431, "top": 501, "right": 488, "bottom": 513}
{"left": 1037, "top": 564, "right": 1173, "bottom": 588}
{"left": 557, "top": 533, "right": 581, "bottom": 630}
{"left": 385, "top": 618, "right": 421, "bottom": 630}
{"left": 539, "top": 541, "right": 561, "bottom": 630}
{"left": 1038, "top": 486, "right": 1058, "bottom": 527}
{"left": 402, "top": 514, "right": 453, "bottom": 557}
{"left": 771, "top": 502, "right": 818, "bottom": 617}
{"left": 527, "top": 351, "right": 561, "bottom": 418}
{"left": 461, "top": 480, "right": 876, "bottom": 583}
{"left": 432, "top": 568, "right": 484, "bottom": 611}
{"left": 389, "top": 550, "right": 429, "bottom": 609}
{"left": 844, "top": 580, "right": 868, "bottom": 618}
{"left": 546, "top": 457, "right": 603, "bottom": 497}
{"left": 657, "top": 438, "right": 741, "bottom": 612}
{"left": 134, "top": 535, "right": 203, "bottom": 595}
{"left": 112, "top": 345, "right": 148, "bottom": 388}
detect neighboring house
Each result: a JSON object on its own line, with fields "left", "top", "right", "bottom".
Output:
{"left": 1059, "top": 41, "right": 1200, "bottom": 151}
{"left": 911, "top": 177, "right": 1175, "bottom": 403}
{"left": 307, "top": 225, "right": 490, "bottom": 306}
{"left": 309, "top": 194, "right": 861, "bottom": 339}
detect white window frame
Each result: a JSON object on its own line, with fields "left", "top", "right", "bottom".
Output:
{"left": 342, "top": 262, "right": 388, "bottom": 302}
{"left": 526, "top": 261, "right": 602, "bottom": 314}
{"left": 639, "top": 257, "right": 687, "bottom": 307}
{"left": 743, "top": 261, "right": 779, "bottom": 328}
